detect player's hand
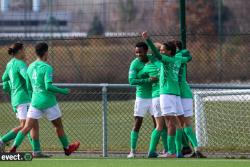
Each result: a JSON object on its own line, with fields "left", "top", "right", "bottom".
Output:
{"left": 65, "top": 88, "right": 71, "bottom": 95}
{"left": 150, "top": 77, "right": 158, "bottom": 83}
{"left": 142, "top": 31, "right": 149, "bottom": 40}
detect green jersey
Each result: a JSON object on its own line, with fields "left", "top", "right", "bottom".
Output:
{"left": 178, "top": 49, "right": 193, "bottom": 98}
{"left": 2, "top": 58, "right": 30, "bottom": 111}
{"left": 128, "top": 57, "right": 152, "bottom": 98}
{"left": 137, "top": 57, "right": 161, "bottom": 98}
{"left": 27, "top": 60, "right": 69, "bottom": 110}
{"left": 145, "top": 38, "right": 192, "bottom": 95}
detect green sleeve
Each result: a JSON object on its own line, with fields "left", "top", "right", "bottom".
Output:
{"left": 145, "top": 38, "right": 163, "bottom": 60}
{"left": 44, "top": 66, "right": 69, "bottom": 95}
{"left": 3, "top": 81, "right": 11, "bottom": 93}
{"left": 180, "top": 50, "right": 192, "bottom": 63}
{"left": 179, "top": 52, "right": 192, "bottom": 63}
{"left": 45, "top": 82, "right": 69, "bottom": 95}
{"left": 26, "top": 73, "right": 33, "bottom": 98}
{"left": 2, "top": 69, "right": 10, "bottom": 82}
{"left": 145, "top": 38, "right": 176, "bottom": 63}
{"left": 128, "top": 61, "right": 151, "bottom": 85}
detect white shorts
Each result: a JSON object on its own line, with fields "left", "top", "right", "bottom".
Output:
{"left": 16, "top": 103, "right": 30, "bottom": 120}
{"left": 134, "top": 97, "right": 153, "bottom": 117}
{"left": 152, "top": 97, "right": 162, "bottom": 117}
{"left": 27, "top": 104, "right": 62, "bottom": 121}
{"left": 160, "top": 94, "right": 184, "bottom": 116}
{"left": 181, "top": 98, "right": 193, "bottom": 117}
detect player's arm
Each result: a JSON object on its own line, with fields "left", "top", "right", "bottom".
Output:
{"left": 44, "top": 67, "right": 70, "bottom": 95}
{"left": 142, "top": 32, "right": 178, "bottom": 63}
{"left": 26, "top": 71, "right": 33, "bottom": 98}
{"left": 2, "top": 69, "right": 10, "bottom": 82}
{"left": 128, "top": 62, "right": 151, "bottom": 85}
{"left": 3, "top": 81, "right": 11, "bottom": 93}
{"left": 179, "top": 50, "right": 192, "bottom": 63}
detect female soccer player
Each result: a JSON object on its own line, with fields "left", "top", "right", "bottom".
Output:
{"left": 127, "top": 42, "right": 158, "bottom": 158}
{"left": 0, "top": 42, "right": 46, "bottom": 157}
{"left": 142, "top": 32, "right": 192, "bottom": 158}
{"left": 9, "top": 42, "right": 80, "bottom": 156}
{"left": 174, "top": 40, "right": 206, "bottom": 158}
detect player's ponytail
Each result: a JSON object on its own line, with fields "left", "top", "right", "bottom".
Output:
{"left": 8, "top": 42, "right": 24, "bottom": 56}
{"left": 8, "top": 48, "right": 14, "bottom": 55}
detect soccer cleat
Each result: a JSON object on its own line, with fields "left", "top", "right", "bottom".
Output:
{"left": 182, "top": 146, "right": 192, "bottom": 155}
{"left": 148, "top": 152, "right": 158, "bottom": 158}
{"left": 9, "top": 146, "right": 17, "bottom": 153}
{"left": 160, "top": 149, "right": 167, "bottom": 155}
{"left": 158, "top": 153, "right": 176, "bottom": 158}
{"left": 32, "top": 152, "right": 53, "bottom": 158}
{"left": 195, "top": 151, "right": 207, "bottom": 158}
{"left": 166, "top": 153, "right": 176, "bottom": 158}
{"left": 0, "top": 141, "right": 5, "bottom": 153}
{"left": 189, "top": 151, "right": 207, "bottom": 158}
{"left": 64, "top": 141, "right": 80, "bottom": 156}
{"left": 127, "top": 152, "right": 135, "bottom": 158}
{"left": 176, "top": 153, "right": 184, "bottom": 158}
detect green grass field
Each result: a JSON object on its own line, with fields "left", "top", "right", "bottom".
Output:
{"left": 1, "top": 157, "right": 250, "bottom": 167}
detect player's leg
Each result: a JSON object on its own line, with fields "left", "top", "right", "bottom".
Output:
{"left": 29, "top": 121, "right": 51, "bottom": 158}
{"left": 160, "top": 124, "right": 168, "bottom": 154}
{"left": 9, "top": 118, "right": 37, "bottom": 152}
{"left": 182, "top": 98, "right": 206, "bottom": 158}
{"left": 148, "top": 97, "right": 163, "bottom": 158}
{"left": 128, "top": 97, "right": 148, "bottom": 158}
{"left": 159, "top": 94, "right": 177, "bottom": 158}
{"left": 10, "top": 105, "right": 44, "bottom": 152}
{"left": 47, "top": 104, "right": 80, "bottom": 156}
{"left": 0, "top": 104, "right": 28, "bottom": 152}
{"left": 175, "top": 96, "right": 185, "bottom": 158}
{"left": 0, "top": 122, "right": 24, "bottom": 153}
{"left": 128, "top": 116, "right": 143, "bottom": 158}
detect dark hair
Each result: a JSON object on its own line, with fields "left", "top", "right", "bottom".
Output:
{"left": 163, "top": 41, "right": 176, "bottom": 56}
{"left": 135, "top": 42, "right": 148, "bottom": 51}
{"left": 35, "top": 42, "right": 48, "bottom": 57}
{"left": 8, "top": 42, "right": 23, "bottom": 56}
{"left": 174, "top": 40, "right": 182, "bottom": 50}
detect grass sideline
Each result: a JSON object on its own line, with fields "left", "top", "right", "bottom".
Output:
{"left": 1, "top": 158, "right": 250, "bottom": 167}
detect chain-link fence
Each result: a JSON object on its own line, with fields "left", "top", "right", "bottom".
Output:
{"left": 1, "top": 84, "right": 250, "bottom": 158}
{"left": 0, "top": 33, "right": 249, "bottom": 84}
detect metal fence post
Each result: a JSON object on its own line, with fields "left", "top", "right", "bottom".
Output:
{"left": 101, "top": 83, "right": 108, "bottom": 157}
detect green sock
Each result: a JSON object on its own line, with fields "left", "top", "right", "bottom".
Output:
{"left": 130, "top": 130, "right": 138, "bottom": 151}
{"left": 27, "top": 132, "right": 33, "bottom": 145}
{"left": 182, "top": 131, "right": 190, "bottom": 148}
{"left": 184, "top": 126, "right": 198, "bottom": 147}
{"left": 59, "top": 135, "right": 69, "bottom": 149}
{"left": 32, "top": 139, "right": 41, "bottom": 152}
{"left": 161, "top": 127, "right": 168, "bottom": 151}
{"left": 175, "top": 128, "right": 183, "bottom": 154}
{"left": 167, "top": 135, "right": 176, "bottom": 154}
{"left": 1, "top": 130, "right": 17, "bottom": 143}
{"left": 13, "top": 132, "right": 26, "bottom": 148}
{"left": 149, "top": 129, "right": 161, "bottom": 153}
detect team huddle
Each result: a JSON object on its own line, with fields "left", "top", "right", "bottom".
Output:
{"left": 0, "top": 32, "right": 205, "bottom": 158}
{"left": 128, "top": 32, "right": 206, "bottom": 158}
{"left": 0, "top": 42, "right": 80, "bottom": 157}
